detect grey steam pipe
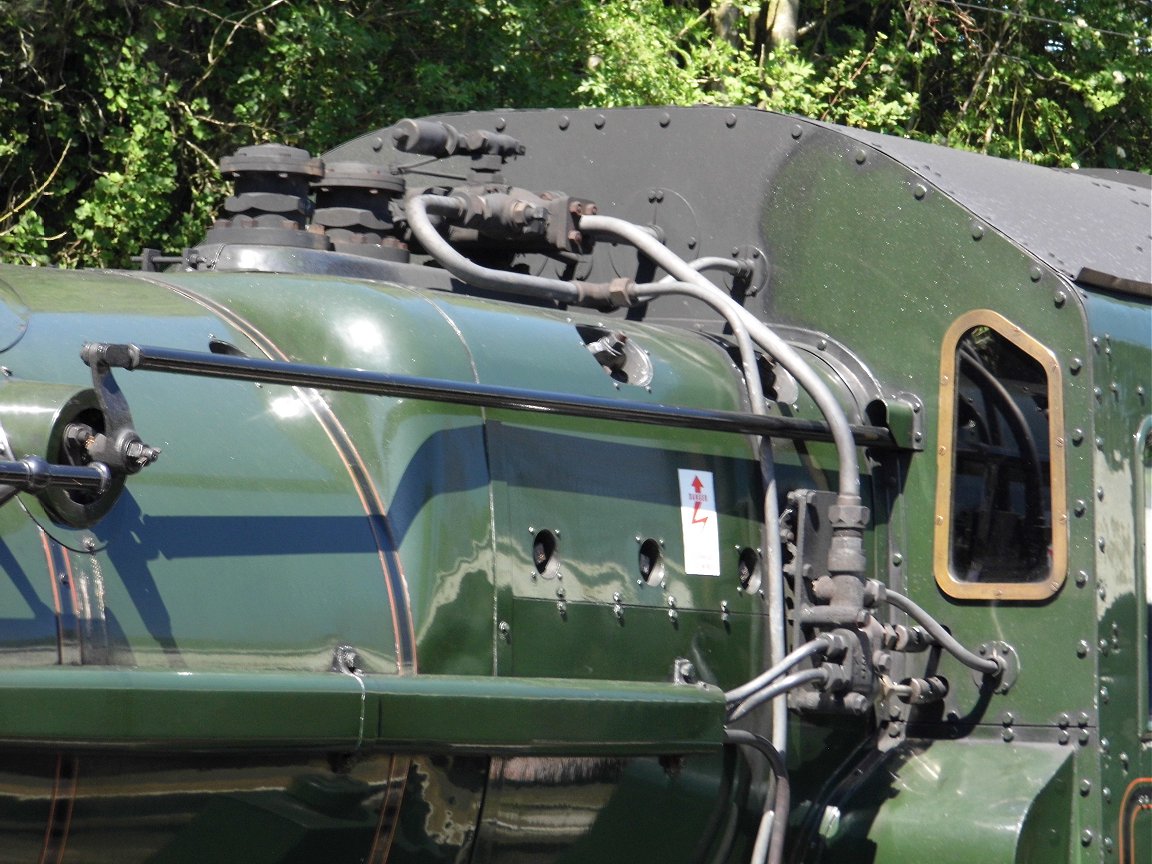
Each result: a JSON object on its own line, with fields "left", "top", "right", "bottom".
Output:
{"left": 407, "top": 195, "right": 629, "bottom": 307}
{"left": 582, "top": 215, "right": 861, "bottom": 502}
{"left": 883, "top": 588, "right": 1003, "bottom": 677}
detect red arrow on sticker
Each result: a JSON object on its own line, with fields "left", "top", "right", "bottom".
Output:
{"left": 691, "top": 475, "right": 704, "bottom": 494}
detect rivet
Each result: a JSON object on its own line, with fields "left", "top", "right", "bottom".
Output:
{"left": 1078, "top": 712, "right": 1090, "bottom": 727}
{"left": 892, "top": 553, "right": 903, "bottom": 566}
{"left": 1098, "top": 536, "right": 1106, "bottom": 552}
{"left": 613, "top": 603, "right": 624, "bottom": 620}
{"left": 1100, "top": 686, "right": 1110, "bottom": 704}
{"left": 1076, "top": 570, "right": 1088, "bottom": 587}
{"left": 1080, "top": 779, "right": 1092, "bottom": 795}
{"left": 817, "top": 338, "right": 828, "bottom": 350}
{"left": 1071, "top": 428, "right": 1083, "bottom": 444}
{"left": 1069, "top": 357, "right": 1082, "bottom": 373}
{"left": 1058, "top": 713, "right": 1070, "bottom": 728}
{"left": 1074, "top": 499, "right": 1086, "bottom": 516}
{"left": 1002, "top": 727, "right": 1015, "bottom": 742}
{"left": 1099, "top": 639, "right": 1110, "bottom": 655}
{"left": 1029, "top": 266, "right": 1043, "bottom": 282}
{"left": 1120, "top": 752, "right": 1129, "bottom": 769}
{"left": 1054, "top": 291, "right": 1066, "bottom": 307}
{"left": 1103, "top": 786, "right": 1112, "bottom": 802}
{"left": 557, "top": 600, "right": 567, "bottom": 615}
{"left": 913, "top": 184, "right": 926, "bottom": 199}
{"left": 558, "top": 115, "right": 570, "bottom": 130}
{"left": 791, "top": 124, "right": 803, "bottom": 139}
{"left": 556, "top": 586, "right": 566, "bottom": 598}
{"left": 726, "top": 112, "right": 737, "bottom": 128}
{"left": 1079, "top": 729, "right": 1090, "bottom": 745}
{"left": 970, "top": 222, "right": 984, "bottom": 240}
{"left": 1077, "top": 640, "right": 1089, "bottom": 657}
{"left": 1104, "top": 837, "right": 1114, "bottom": 852}
{"left": 1100, "top": 737, "right": 1110, "bottom": 752}
{"left": 668, "top": 608, "right": 678, "bottom": 623}
{"left": 495, "top": 117, "right": 507, "bottom": 131}
{"left": 498, "top": 621, "right": 510, "bottom": 638}
{"left": 594, "top": 114, "right": 605, "bottom": 129}
{"left": 371, "top": 136, "right": 384, "bottom": 151}
{"left": 1094, "top": 386, "right": 1104, "bottom": 401}
{"left": 1002, "top": 712, "right": 1014, "bottom": 726}
{"left": 1137, "top": 385, "right": 1146, "bottom": 401}
{"left": 855, "top": 149, "right": 867, "bottom": 164}
{"left": 654, "top": 189, "right": 664, "bottom": 202}
{"left": 1059, "top": 729, "right": 1070, "bottom": 744}
{"left": 659, "top": 112, "right": 671, "bottom": 127}
{"left": 613, "top": 591, "right": 621, "bottom": 603}
{"left": 687, "top": 236, "right": 697, "bottom": 249}
{"left": 1095, "top": 436, "right": 1104, "bottom": 450}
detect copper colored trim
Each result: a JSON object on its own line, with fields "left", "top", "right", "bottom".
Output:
{"left": 933, "top": 310, "right": 1067, "bottom": 600}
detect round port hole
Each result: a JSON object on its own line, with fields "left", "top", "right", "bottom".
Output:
{"left": 638, "top": 538, "right": 665, "bottom": 586}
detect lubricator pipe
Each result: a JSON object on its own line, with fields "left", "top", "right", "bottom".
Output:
{"left": 724, "top": 729, "right": 790, "bottom": 864}
{"left": 882, "top": 588, "right": 1003, "bottom": 677}
{"left": 727, "top": 667, "right": 829, "bottom": 722}
{"left": 583, "top": 215, "right": 861, "bottom": 502}
{"left": 724, "top": 635, "right": 832, "bottom": 704}
{"left": 406, "top": 195, "right": 634, "bottom": 307}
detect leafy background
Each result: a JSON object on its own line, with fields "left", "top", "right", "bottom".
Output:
{"left": 2, "top": 0, "right": 1149, "bottom": 267}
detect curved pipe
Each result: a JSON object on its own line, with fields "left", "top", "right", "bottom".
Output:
{"left": 725, "top": 728, "right": 790, "bottom": 864}
{"left": 406, "top": 195, "right": 587, "bottom": 303}
{"left": 883, "top": 588, "right": 1002, "bottom": 676}
{"left": 727, "top": 667, "right": 828, "bottom": 722}
{"left": 592, "top": 214, "right": 861, "bottom": 501}
{"left": 725, "top": 635, "right": 831, "bottom": 704}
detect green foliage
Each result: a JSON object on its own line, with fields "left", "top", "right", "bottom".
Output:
{"left": 0, "top": 0, "right": 1148, "bottom": 267}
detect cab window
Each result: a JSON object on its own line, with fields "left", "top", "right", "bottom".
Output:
{"left": 934, "top": 311, "right": 1065, "bottom": 600}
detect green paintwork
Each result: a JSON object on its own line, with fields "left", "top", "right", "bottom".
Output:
{"left": 0, "top": 105, "right": 1147, "bottom": 862}
{"left": 0, "top": 667, "right": 725, "bottom": 753}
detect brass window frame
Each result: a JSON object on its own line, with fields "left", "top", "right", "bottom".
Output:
{"left": 933, "top": 309, "right": 1067, "bottom": 601}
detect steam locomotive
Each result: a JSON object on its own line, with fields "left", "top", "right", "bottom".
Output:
{"left": 0, "top": 105, "right": 1147, "bottom": 863}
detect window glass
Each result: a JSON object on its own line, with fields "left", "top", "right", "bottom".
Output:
{"left": 950, "top": 326, "right": 1051, "bottom": 582}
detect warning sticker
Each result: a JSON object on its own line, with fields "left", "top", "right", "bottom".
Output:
{"left": 678, "top": 469, "right": 720, "bottom": 576}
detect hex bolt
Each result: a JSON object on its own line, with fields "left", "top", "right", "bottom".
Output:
{"left": 498, "top": 621, "right": 510, "bottom": 639}
{"left": 1081, "top": 829, "right": 1094, "bottom": 846}
{"left": 668, "top": 608, "right": 678, "bottom": 623}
